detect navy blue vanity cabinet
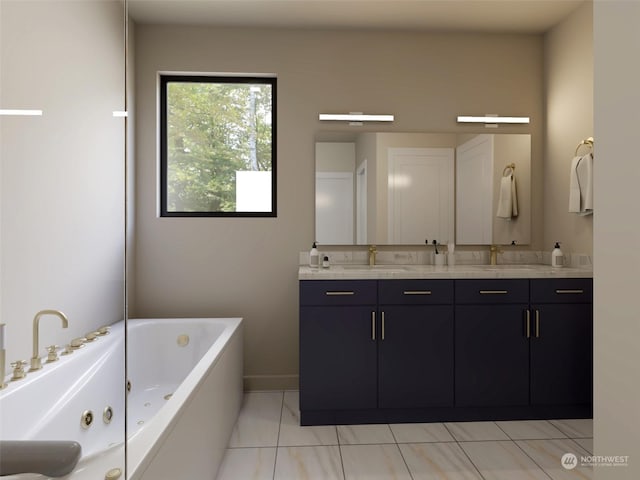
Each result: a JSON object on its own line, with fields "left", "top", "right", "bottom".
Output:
{"left": 299, "top": 281, "right": 378, "bottom": 413}
{"left": 378, "top": 280, "right": 454, "bottom": 408}
{"left": 529, "top": 278, "right": 593, "bottom": 406}
{"left": 455, "top": 279, "right": 530, "bottom": 407}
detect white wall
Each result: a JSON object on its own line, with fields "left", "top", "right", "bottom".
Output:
{"left": 543, "top": 1, "right": 593, "bottom": 256}
{"left": 0, "top": 1, "right": 125, "bottom": 368}
{"left": 134, "top": 26, "right": 543, "bottom": 388}
{"left": 594, "top": 2, "right": 640, "bottom": 478}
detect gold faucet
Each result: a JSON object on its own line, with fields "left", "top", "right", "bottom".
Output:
{"left": 368, "top": 245, "right": 377, "bottom": 266}
{"left": 489, "top": 245, "right": 502, "bottom": 265}
{"left": 31, "top": 310, "right": 69, "bottom": 371}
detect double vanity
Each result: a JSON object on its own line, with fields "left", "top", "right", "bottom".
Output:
{"left": 299, "top": 263, "right": 592, "bottom": 426}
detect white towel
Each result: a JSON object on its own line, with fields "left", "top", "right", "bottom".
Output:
{"left": 569, "top": 154, "right": 593, "bottom": 215}
{"left": 568, "top": 156, "right": 582, "bottom": 213}
{"left": 496, "top": 174, "right": 518, "bottom": 219}
{"left": 577, "top": 153, "right": 593, "bottom": 215}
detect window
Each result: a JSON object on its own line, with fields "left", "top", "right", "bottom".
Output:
{"left": 160, "top": 75, "right": 276, "bottom": 217}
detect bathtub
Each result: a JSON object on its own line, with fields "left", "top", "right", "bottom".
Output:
{"left": 0, "top": 317, "right": 243, "bottom": 480}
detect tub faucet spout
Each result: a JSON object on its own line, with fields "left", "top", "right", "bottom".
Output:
{"left": 31, "top": 310, "right": 68, "bottom": 372}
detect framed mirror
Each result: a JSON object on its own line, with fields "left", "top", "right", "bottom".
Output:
{"left": 315, "top": 132, "right": 531, "bottom": 246}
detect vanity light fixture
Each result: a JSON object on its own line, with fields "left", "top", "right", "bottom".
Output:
{"left": 0, "top": 109, "right": 43, "bottom": 116}
{"left": 457, "top": 115, "right": 530, "bottom": 124}
{"left": 319, "top": 113, "right": 395, "bottom": 123}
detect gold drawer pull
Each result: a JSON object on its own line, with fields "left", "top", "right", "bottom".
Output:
{"left": 555, "top": 289, "right": 584, "bottom": 294}
{"left": 403, "top": 290, "right": 432, "bottom": 295}
{"left": 325, "top": 291, "right": 355, "bottom": 296}
{"left": 479, "top": 290, "right": 508, "bottom": 294}
{"left": 525, "top": 310, "right": 531, "bottom": 338}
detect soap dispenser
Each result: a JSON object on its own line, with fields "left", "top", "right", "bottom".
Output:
{"left": 309, "top": 242, "right": 320, "bottom": 268}
{"left": 551, "top": 242, "right": 564, "bottom": 268}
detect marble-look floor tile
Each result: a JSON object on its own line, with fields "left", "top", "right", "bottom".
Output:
{"left": 337, "top": 424, "right": 395, "bottom": 445}
{"left": 278, "top": 391, "right": 338, "bottom": 446}
{"left": 215, "top": 448, "right": 276, "bottom": 480}
{"left": 274, "top": 445, "right": 344, "bottom": 480}
{"left": 390, "top": 423, "right": 455, "bottom": 443}
{"left": 341, "top": 444, "right": 411, "bottom": 480}
{"left": 571, "top": 438, "right": 593, "bottom": 454}
{"left": 229, "top": 391, "right": 283, "bottom": 447}
{"left": 460, "top": 441, "right": 550, "bottom": 480}
{"left": 496, "top": 420, "right": 567, "bottom": 440}
{"left": 516, "top": 439, "right": 593, "bottom": 480}
{"left": 445, "top": 422, "right": 510, "bottom": 441}
{"left": 549, "top": 419, "right": 593, "bottom": 438}
{"left": 400, "top": 442, "right": 484, "bottom": 480}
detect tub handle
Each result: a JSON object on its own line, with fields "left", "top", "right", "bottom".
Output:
{"left": 46, "top": 345, "right": 59, "bottom": 363}
{"left": 70, "top": 337, "right": 86, "bottom": 349}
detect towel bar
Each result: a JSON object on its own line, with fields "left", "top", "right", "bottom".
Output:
{"left": 502, "top": 163, "right": 515, "bottom": 176}
{"left": 575, "top": 137, "right": 594, "bottom": 156}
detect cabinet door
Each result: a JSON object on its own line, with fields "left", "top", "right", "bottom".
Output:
{"left": 300, "top": 305, "right": 377, "bottom": 411}
{"left": 455, "top": 304, "right": 530, "bottom": 406}
{"left": 378, "top": 305, "right": 454, "bottom": 408}
{"left": 530, "top": 303, "right": 592, "bottom": 405}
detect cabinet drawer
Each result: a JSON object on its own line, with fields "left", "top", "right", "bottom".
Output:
{"left": 379, "top": 279, "right": 453, "bottom": 305}
{"left": 530, "top": 278, "right": 592, "bottom": 303}
{"left": 455, "top": 279, "right": 529, "bottom": 304}
{"left": 300, "top": 280, "right": 377, "bottom": 306}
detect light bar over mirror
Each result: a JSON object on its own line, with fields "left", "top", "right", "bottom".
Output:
{"left": 457, "top": 115, "right": 530, "bottom": 124}
{"left": 319, "top": 113, "right": 394, "bottom": 122}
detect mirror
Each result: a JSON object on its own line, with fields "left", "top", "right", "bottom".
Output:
{"left": 315, "top": 132, "right": 531, "bottom": 246}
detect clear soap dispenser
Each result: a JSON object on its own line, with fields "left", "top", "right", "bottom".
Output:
{"left": 309, "top": 242, "right": 320, "bottom": 268}
{"left": 551, "top": 242, "right": 564, "bottom": 268}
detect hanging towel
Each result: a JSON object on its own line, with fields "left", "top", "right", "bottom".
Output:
{"left": 569, "top": 154, "right": 593, "bottom": 215}
{"left": 569, "top": 156, "right": 582, "bottom": 213}
{"left": 496, "top": 173, "right": 518, "bottom": 219}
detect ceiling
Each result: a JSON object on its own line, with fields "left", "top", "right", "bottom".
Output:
{"left": 128, "top": 0, "right": 585, "bottom": 34}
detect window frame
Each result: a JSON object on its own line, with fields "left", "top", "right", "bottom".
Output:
{"left": 159, "top": 74, "right": 277, "bottom": 217}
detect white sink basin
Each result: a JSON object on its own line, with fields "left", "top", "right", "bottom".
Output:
{"left": 339, "top": 264, "right": 411, "bottom": 271}
{"left": 468, "top": 264, "right": 542, "bottom": 271}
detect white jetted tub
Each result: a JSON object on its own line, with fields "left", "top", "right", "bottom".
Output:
{"left": 0, "top": 317, "right": 243, "bottom": 480}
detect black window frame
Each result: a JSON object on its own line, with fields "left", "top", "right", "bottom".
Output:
{"left": 159, "top": 74, "right": 277, "bottom": 217}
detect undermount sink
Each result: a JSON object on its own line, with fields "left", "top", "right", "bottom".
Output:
{"left": 468, "top": 264, "right": 542, "bottom": 270}
{"left": 340, "top": 264, "right": 411, "bottom": 271}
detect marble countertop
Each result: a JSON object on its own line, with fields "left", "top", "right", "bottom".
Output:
{"left": 299, "top": 264, "right": 593, "bottom": 280}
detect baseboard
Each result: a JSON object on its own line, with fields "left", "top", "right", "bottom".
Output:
{"left": 243, "top": 374, "right": 299, "bottom": 391}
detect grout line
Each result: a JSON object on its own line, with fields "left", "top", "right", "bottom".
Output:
{"left": 393, "top": 437, "right": 417, "bottom": 480}
{"left": 456, "top": 443, "right": 488, "bottom": 480}
{"left": 510, "top": 440, "right": 555, "bottom": 480}
{"left": 337, "top": 444, "right": 347, "bottom": 480}
{"left": 271, "top": 391, "right": 285, "bottom": 480}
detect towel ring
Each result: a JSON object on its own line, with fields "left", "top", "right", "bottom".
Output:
{"left": 575, "top": 137, "right": 594, "bottom": 156}
{"left": 502, "top": 163, "right": 515, "bottom": 176}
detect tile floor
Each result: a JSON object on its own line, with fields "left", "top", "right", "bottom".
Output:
{"left": 216, "top": 391, "right": 593, "bottom": 480}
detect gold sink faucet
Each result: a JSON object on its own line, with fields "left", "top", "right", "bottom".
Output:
{"left": 31, "top": 309, "right": 69, "bottom": 371}
{"left": 489, "top": 245, "right": 502, "bottom": 265}
{"left": 368, "top": 245, "right": 377, "bottom": 266}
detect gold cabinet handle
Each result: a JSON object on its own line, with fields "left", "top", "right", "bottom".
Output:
{"left": 403, "top": 290, "right": 432, "bottom": 295}
{"left": 555, "top": 289, "right": 584, "bottom": 294}
{"left": 325, "top": 291, "right": 355, "bottom": 296}
{"left": 535, "top": 309, "right": 540, "bottom": 338}
{"left": 479, "top": 290, "right": 508, "bottom": 294}
{"left": 381, "top": 311, "right": 385, "bottom": 340}
{"left": 371, "top": 312, "right": 376, "bottom": 340}
{"left": 525, "top": 310, "right": 531, "bottom": 338}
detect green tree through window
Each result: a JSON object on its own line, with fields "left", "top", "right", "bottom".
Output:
{"left": 160, "top": 75, "right": 276, "bottom": 216}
